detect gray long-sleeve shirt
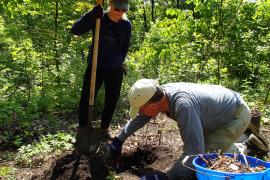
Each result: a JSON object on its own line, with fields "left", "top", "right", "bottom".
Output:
{"left": 117, "top": 82, "right": 242, "bottom": 179}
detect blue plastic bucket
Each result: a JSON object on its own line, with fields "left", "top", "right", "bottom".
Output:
{"left": 192, "top": 153, "right": 270, "bottom": 180}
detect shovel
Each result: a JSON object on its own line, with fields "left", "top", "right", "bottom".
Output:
{"left": 75, "top": 0, "right": 104, "bottom": 155}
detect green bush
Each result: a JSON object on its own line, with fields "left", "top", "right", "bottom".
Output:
{"left": 15, "top": 133, "right": 73, "bottom": 167}
{"left": 0, "top": 166, "right": 16, "bottom": 177}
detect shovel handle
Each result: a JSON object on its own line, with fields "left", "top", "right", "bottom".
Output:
{"left": 88, "top": 0, "right": 103, "bottom": 127}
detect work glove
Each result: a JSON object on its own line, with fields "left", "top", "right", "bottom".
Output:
{"left": 109, "top": 137, "right": 123, "bottom": 157}
{"left": 91, "top": 5, "right": 103, "bottom": 19}
{"left": 140, "top": 171, "right": 168, "bottom": 180}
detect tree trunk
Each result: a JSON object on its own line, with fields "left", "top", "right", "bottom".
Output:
{"left": 217, "top": 0, "right": 224, "bottom": 84}
{"left": 264, "top": 83, "right": 270, "bottom": 104}
{"left": 151, "top": 0, "right": 155, "bottom": 21}
{"left": 54, "top": 0, "right": 60, "bottom": 84}
{"left": 143, "top": 3, "right": 148, "bottom": 32}
{"left": 176, "top": 0, "right": 180, "bottom": 8}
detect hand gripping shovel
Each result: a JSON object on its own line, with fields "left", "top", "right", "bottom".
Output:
{"left": 75, "top": 0, "right": 104, "bottom": 155}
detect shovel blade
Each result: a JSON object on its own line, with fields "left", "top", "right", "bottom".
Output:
{"left": 75, "top": 126, "right": 104, "bottom": 154}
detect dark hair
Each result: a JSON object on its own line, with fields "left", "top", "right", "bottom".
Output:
{"left": 147, "top": 87, "right": 164, "bottom": 104}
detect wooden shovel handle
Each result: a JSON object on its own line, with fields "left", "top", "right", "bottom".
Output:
{"left": 88, "top": 0, "right": 103, "bottom": 126}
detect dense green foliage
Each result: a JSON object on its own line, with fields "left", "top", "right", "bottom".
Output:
{"left": 0, "top": 0, "right": 269, "bottom": 149}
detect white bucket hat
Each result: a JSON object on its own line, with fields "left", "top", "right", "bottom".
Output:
{"left": 128, "top": 79, "right": 159, "bottom": 119}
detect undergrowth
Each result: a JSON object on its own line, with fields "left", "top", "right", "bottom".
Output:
{"left": 15, "top": 133, "right": 73, "bottom": 168}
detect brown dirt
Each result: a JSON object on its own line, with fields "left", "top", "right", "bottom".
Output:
{"left": 3, "top": 113, "right": 270, "bottom": 180}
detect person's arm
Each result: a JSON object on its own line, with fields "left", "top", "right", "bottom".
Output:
{"left": 167, "top": 105, "right": 204, "bottom": 179}
{"left": 117, "top": 114, "right": 151, "bottom": 142}
{"left": 70, "top": 5, "right": 103, "bottom": 35}
{"left": 110, "top": 114, "right": 151, "bottom": 158}
{"left": 120, "top": 21, "right": 132, "bottom": 60}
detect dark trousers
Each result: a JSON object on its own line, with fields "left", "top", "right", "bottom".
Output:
{"left": 79, "top": 65, "right": 123, "bottom": 129}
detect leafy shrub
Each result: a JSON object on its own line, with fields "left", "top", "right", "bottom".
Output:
{"left": 0, "top": 166, "right": 16, "bottom": 177}
{"left": 15, "top": 133, "right": 73, "bottom": 167}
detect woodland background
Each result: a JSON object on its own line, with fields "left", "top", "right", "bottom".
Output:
{"left": 0, "top": 0, "right": 269, "bottom": 173}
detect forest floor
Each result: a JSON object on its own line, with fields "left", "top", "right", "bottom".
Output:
{"left": 1, "top": 113, "right": 270, "bottom": 180}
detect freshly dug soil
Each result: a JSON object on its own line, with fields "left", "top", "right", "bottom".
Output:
{"left": 27, "top": 114, "right": 181, "bottom": 180}
{"left": 40, "top": 146, "right": 163, "bottom": 180}
{"left": 42, "top": 152, "right": 109, "bottom": 180}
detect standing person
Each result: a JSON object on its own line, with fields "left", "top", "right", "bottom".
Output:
{"left": 71, "top": 0, "right": 132, "bottom": 139}
{"left": 110, "top": 79, "right": 253, "bottom": 179}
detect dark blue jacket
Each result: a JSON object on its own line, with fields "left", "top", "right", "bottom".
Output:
{"left": 71, "top": 10, "right": 132, "bottom": 69}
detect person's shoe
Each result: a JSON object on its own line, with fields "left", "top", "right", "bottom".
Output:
{"left": 245, "top": 133, "right": 269, "bottom": 156}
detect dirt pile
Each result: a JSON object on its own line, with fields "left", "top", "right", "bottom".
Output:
{"left": 31, "top": 115, "right": 182, "bottom": 180}
{"left": 37, "top": 145, "right": 166, "bottom": 180}
{"left": 41, "top": 152, "right": 108, "bottom": 180}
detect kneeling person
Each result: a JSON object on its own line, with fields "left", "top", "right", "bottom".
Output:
{"left": 110, "top": 79, "right": 251, "bottom": 179}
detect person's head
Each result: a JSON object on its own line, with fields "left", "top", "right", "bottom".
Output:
{"left": 108, "top": 0, "right": 129, "bottom": 21}
{"left": 128, "top": 79, "right": 164, "bottom": 119}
